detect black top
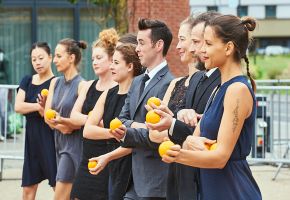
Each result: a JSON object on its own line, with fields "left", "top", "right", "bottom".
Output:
{"left": 168, "top": 76, "right": 188, "bottom": 116}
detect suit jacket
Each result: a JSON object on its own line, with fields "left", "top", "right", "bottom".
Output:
{"left": 167, "top": 69, "right": 221, "bottom": 200}
{"left": 169, "top": 69, "right": 221, "bottom": 145}
{"left": 119, "top": 65, "right": 174, "bottom": 198}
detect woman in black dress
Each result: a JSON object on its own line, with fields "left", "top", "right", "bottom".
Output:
{"left": 15, "top": 42, "right": 56, "bottom": 200}
{"left": 84, "top": 43, "right": 142, "bottom": 200}
{"left": 70, "top": 28, "right": 118, "bottom": 200}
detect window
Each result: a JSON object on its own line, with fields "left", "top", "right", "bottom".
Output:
{"left": 207, "top": 6, "right": 218, "bottom": 12}
{"left": 265, "top": 5, "right": 276, "bottom": 18}
{"left": 237, "top": 6, "right": 248, "bottom": 17}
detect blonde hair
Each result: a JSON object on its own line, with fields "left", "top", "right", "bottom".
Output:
{"left": 92, "top": 28, "right": 119, "bottom": 57}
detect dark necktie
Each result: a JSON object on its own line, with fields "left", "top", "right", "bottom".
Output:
{"left": 139, "top": 74, "right": 150, "bottom": 99}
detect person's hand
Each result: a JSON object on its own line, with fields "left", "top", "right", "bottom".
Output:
{"left": 146, "top": 109, "right": 173, "bottom": 132}
{"left": 38, "top": 105, "right": 44, "bottom": 117}
{"left": 37, "top": 93, "right": 47, "bottom": 108}
{"left": 162, "top": 144, "right": 181, "bottom": 163}
{"left": 182, "top": 135, "right": 216, "bottom": 151}
{"left": 88, "top": 154, "right": 110, "bottom": 175}
{"left": 145, "top": 101, "right": 174, "bottom": 116}
{"left": 177, "top": 109, "right": 201, "bottom": 127}
{"left": 110, "top": 125, "right": 127, "bottom": 140}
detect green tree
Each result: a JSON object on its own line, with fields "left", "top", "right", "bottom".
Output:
{"left": 69, "top": 0, "right": 128, "bottom": 34}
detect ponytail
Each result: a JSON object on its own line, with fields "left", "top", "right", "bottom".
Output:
{"left": 244, "top": 55, "right": 256, "bottom": 93}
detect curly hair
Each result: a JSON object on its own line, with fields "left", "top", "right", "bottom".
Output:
{"left": 92, "top": 28, "right": 119, "bottom": 57}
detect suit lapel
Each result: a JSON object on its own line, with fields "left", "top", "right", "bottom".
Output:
{"left": 133, "top": 66, "right": 169, "bottom": 117}
{"left": 193, "top": 69, "right": 220, "bottom": 109}
{"left": 186, "top": 71, "right": 204, "bottom": 108}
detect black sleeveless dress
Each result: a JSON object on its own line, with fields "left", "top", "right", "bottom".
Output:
{"left": 103, "top": 85, "right": 132, "bottom": 200}
{"left": 71, "top": 80, "right": 109, "bottom": 200}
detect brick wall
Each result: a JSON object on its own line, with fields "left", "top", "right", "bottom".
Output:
{"left": 127, "top": 0, "right": 190, "bottom": 77}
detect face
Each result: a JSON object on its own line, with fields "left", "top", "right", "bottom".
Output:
{"left": 92, "top": 47, "right": 111, "bottom": 76}
{"left": 176, "top": 23, "right": 194, "bottom": 64}
{"left": 31, "top": 48, "right": 52, "bottom": 74}
{"left": 189, "top": 23, "right": 206, "bottom": 62}
{"left": 53, "top": 44, "right": 72, "bottom": 73}
{"left": 110, "top": 50, "right": 133, "bottom": 83}
{"left": 136, "top": 29, "right": 157, "bottom": 68}
{"left": 202, "top": 26, "right": 227, "bottom": 69}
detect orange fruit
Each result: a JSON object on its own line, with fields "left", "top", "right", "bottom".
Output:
{"left": 146, "top": 110, "right": 161, "bottom": 124}
{"left": 45, "top": 109, "right": 56, "bottom": 120}
{"left": 158, "top": 140, "right": 175, "bottom": 157}
{"left": 204, "top": 143, "right": 211, "bottom": 150}
{"left": 147, "top": 97, "right": 161, "bottom": 106}
{"left": 41, "top": 89, "right": 49, "bottom": 97}
{"left": 88, "top": 160, "right": 97, "bottom": 169}
{"left": 210, "top": 143, "right": 217, "bottom": 151}
{"left": 110, "top": 118, "right": 122, "bottom": 131}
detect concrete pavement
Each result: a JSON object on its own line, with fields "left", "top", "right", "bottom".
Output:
{"left": 0, "top": 160, "right": 290, "bottom": 200}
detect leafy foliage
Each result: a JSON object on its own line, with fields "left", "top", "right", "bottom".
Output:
{"left": 68, "top": 0, "right": 128, "bottom": 34}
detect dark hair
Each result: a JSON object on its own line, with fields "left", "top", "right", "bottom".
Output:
{"left": 115, "top": 44, "right": 143, "bottom": 76}
{"left": 118, "top": 33, "right": 138, "bottom": 45}
{"left": 58, "top": 38, "right": 87, "bottom": 66}
{"left": 138, "top": 18, "right": 173, "bottom": 56}
{"left": 192, "top": 11, "right": 221, "bottom": 28}
{"left": 207, "top": 15, "right": 257, "bottom": 92}
{"left": 30, "top": 42, "right": 51, "bottom": 56}
{"left": 93, "top": 28, "right": 119, "bottom": 58}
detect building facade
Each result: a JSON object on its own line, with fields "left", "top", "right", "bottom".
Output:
{"left": 0, "top": 0, "right": 114, "bottom": 84}
{"left": 189, "top": 0, "right": 290, "bottom": 49}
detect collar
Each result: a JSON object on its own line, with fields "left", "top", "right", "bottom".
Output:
{"left": 205, "top": 67, "right": 217, "bottom": 78}
{"left": 145, "top": 60, "right": 167, "bottom": 80}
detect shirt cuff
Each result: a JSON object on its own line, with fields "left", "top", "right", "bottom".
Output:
{"left": 120, "top": 132, "right": 127, "bottom": 142}
{"left": 168, "top": 118, "right": 176, "bottom": 136}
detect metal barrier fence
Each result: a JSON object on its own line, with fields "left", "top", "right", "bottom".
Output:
{"left": 0, "top": 84, "right": 25, "bottom": 180}
{"left": 248, "top": 85, "right": 290, "bottom": 180}
{"left": 0, "top": 83, "right": 290, "bottom": 180}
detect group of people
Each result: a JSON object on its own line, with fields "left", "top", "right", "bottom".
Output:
{"left": 15, "top": 10, "right": 262, "bottom": 200}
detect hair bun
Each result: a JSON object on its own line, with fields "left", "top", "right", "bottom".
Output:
{"left": 77, "top": 40, "right": 87, "bottom": 49}
{"left": 241, "top": 16, "right": 256, "bottom": 31}
{"left": 99, "top": 28, "right": 119, "bottom": 48}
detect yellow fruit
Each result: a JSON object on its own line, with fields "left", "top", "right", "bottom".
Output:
{"left": 210, "top": 143, "right": 217, "bottom": 151}
{"left": 158, "top": 140, "right": 175, "bottom": 157}
{"left": 110, "top": 118, "right": 122, "bottom": 131}
{"left": 147, "top": 97, "right": 161, "bottom": 106}
{"left": 146, "top": 110, "right": 161, "bottom": 124}
{"left": 204, "top": 143, "right": 211, "bottom": 150}
{"left": 45, "top": 109, "right": 56, "bottom": 120}
{"left": 88, "top": 160, "right": 97, "bottom": 169}
{"left": 88, "top": 111, "right": 92, "bottom": 116}
{"left": 41, "top": 89, "right": 49, "bottom": 97}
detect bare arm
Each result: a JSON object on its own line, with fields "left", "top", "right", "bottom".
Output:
{"left": 70, "top": 81, "right": 94, "bottom": 126}
{"left": 14, "top": 89, "right": 41, "bottom": 114}
{"left": 163, "top": 83, "right": 253, "bottom": 169}
{"left": 83, "top": 90, "right": 115, "bottom": 140}
{"left": 89, "top": 147, "right": 132, "bottom": 175}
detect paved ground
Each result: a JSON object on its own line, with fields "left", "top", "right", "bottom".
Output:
{"left": 0, "top": 160, "right": 290, "bottom": 200}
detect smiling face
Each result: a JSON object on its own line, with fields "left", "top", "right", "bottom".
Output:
{"left": 31, "top": 47, "right": 52, "bottom": 74}
{"left": 176, "top": 23, "right": 194, "bottom": 64}
{"left": 110, "top": 50, "right": 133, "bottom": 83}
{"left": 53, "top": 44, "right": 72, "bottom": 73}
{"left": 91, "top": 47, "right": 112, "bottom": 76}
{"left": 189, "top": 22, "right": 206, "bottom": 62}
{"left": 202, "top": 26, "right": 228, "bottom": 69}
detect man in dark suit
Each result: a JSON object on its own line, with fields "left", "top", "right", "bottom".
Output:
{"left": 111, "top": 18, "right": 174, "bottom": 200}
{"left": 146, "top": 12, "right": 221, "bottom": 200}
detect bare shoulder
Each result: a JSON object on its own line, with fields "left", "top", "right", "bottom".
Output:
{"left": 224, "top": 82, "right": 253, "bottom": 115}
